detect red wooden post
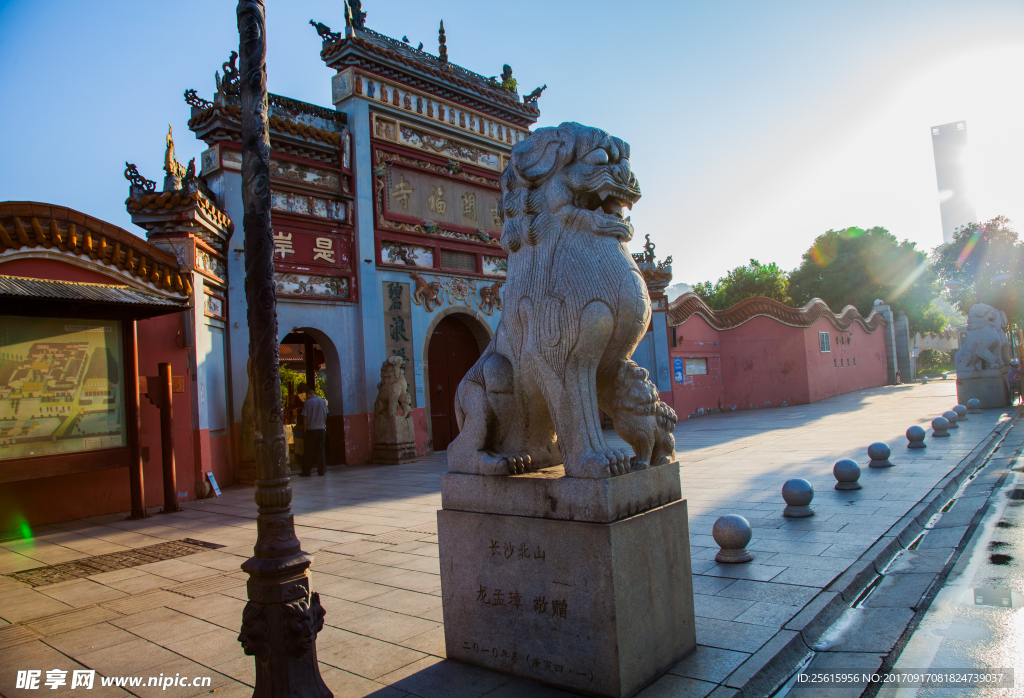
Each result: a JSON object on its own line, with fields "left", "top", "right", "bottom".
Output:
{"left": 123, "top": 320, "right": 147, "bottom": 520}
{"left": 158, "top": 362, "right": 179, "bottom": 514}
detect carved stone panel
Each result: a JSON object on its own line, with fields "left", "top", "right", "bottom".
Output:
{"left": 271, "top": 190, "right": 345, "bottom": 221}
{"left": 270, "top": 159, "right": 340, "bottom": 191}
{"left": 383, "top": 281, "right": 416, "bottom": 406}
{"left": 398, "top": 123, "right": 501, "bottom": 171}
{"left": 381, "top": 241, "right": 434, "bottom": 268}
{"left": 195, "top": 247, "right": 227, "bottom": 280}
{"left": 275, "top": 273, "right": 349, "bottom": 299}
{"left": 385, "top": 167, "right": 501, "bottom": 234}
{"left": 482, "top": 255, "right": 507, "bottom": 276}
{"left": 203, "top": 292, "right": 225, "bottom": 318}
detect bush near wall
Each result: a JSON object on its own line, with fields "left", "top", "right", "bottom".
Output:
{"left": 918, "top": 348, "right": 948, "bottom": 372}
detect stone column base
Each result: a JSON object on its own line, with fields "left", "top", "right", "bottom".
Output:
{"left": 371, "top": 442, "right": 417, "bottom": 465}
{"left": 438, "top": 463, "right": 695, "bottom": 698}
{"left": 956, "top": 369, "right": 1010, "bottom": 408}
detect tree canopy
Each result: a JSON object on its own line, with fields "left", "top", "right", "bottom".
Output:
{"left": 932, "top": 216, "right": 1024, "bottom": 323}
{"left": 692, "top": 259, "right": 791, "bottom": 311}
{"left": 788, "top": 227, "right": 946, "bottom": 333}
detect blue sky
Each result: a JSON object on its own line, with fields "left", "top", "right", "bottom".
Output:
{"left": 2, "top": 1, "right": 1023, "bottom": 285}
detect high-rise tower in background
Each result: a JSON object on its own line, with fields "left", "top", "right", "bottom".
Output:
{"left": 931, "top": 121, "right": 977, "bottom": 243}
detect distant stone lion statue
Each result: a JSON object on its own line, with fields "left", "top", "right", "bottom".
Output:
{"left": 374, "top": 352, "right": 416, "bottom": 464}
{"left": 955, "top": 303, "right": 1008, "bottom": 373}
{"left": 374, "top": 356, "right": 412, "bottom": 418}
{"left": 447, "top": 122, "right": 677, "bottom": 479}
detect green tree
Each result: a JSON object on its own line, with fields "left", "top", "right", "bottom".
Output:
{"left": 279, "top": 364, "right": 326, "bottom": 405}
{"left": 932, "top": 216, "right": 1024, "bottom": 323}
{"left": 691, "top": 259, "right": 791, "bottom": 311}
{"left": 789, "top": 226, "right": 943, "bottom": 333}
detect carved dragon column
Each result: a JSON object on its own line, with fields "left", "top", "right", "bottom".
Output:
{"left": 234, "top": 1, "right": 331, "bottom": 695}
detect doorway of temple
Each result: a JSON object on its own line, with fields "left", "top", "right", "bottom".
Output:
{"left": 427, "top": 314, "right": 482, "bottom": 450}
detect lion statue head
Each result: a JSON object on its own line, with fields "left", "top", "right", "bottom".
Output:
{"left": 967, "top": 303, "right": 1005, "bottom": 332}
{"left": 498, "top": 122, "right": 641, "bottom": 253}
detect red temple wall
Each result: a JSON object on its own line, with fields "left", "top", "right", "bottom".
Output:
{"left": 668, "top": 315, "right": 727, "bottom": 418}
{"left": 718, "top": 315, "right": 811, "bottom": 410}
{"left": 668, "top": 312, "right": 888, "bottom": 419}
{"left": 804, "top": 316, "right": 888, "bottom": 404}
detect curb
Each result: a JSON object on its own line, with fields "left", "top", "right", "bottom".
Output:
{"left": 731, "top": 411, "right": 1019, "bottom": 697}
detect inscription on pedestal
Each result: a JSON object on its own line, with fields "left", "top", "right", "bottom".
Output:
{"left": 439, "top": 500, "right": 695, "bottom": 698}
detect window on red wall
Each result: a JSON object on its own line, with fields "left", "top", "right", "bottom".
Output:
{"left": 685, "top": 358, "right": 708, "bottom": 375}
{"left": 819, "top": 332, "right": 831, "bottom": 352}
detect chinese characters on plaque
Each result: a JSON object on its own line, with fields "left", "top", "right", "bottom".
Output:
{"left": 270, "top": 229, "right": 350, "bottom": 275}
{"left": 386, "top": 166, "right": 501, "bottom": 234}
{"left": 382, "top": 281, "right": 416, "bottom": 404}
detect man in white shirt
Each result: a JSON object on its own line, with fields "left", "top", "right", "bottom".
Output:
{"left": 300, "top": 388, "right": 328, "bottom": 476}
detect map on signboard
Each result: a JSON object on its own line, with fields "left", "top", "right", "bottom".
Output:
{"left": 0, "top": 317, "right": 126, "bottom": 460}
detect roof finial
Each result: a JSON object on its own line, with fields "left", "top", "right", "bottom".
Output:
{"left": 438, "top": 20, "right": 448, "bottom": 64}
{"left": 346, "top": 0, "right": 365, "bottom": 30}
{"left": 164, "top": 125, "right": 176, "bottom": 174}
{"left": 163, "top": 125, "right": 185, "bottom": 191}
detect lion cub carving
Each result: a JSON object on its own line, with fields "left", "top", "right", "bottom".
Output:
{"left": 447, "top": 122, "right": 677, "bottom": 479}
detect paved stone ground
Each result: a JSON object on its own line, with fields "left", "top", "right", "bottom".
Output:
{"left": 0, "top": 380, "right": 1015, "bottom": 698}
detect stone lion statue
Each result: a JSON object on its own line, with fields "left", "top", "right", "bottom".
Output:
{"left": 954, "top": 303, "right": 1008, "bottom": 373}
{"left": 447, "top": 122, "right": 677, "bottom": 479}
{"left": 374, "top": 356, "right": 412, "bottom": 418}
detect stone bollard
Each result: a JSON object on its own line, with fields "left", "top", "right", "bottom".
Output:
{"left": 968, "top": 398, "right": 981, "bottom": 414}
{"left": 713, "top": 515, "right": 753, "bottom": 563}
{"left": 922, "top": 376, "right": 929, "bottom": 384}
{"left": 833, "top": 459, "right": 862, "bottom": 490}
{"left": 943, "top": 410, "right": 959, "bottom": 429}
{"left": 906, "top": 425, "right": 927, "bottom": 449}
{"left": 782, "top": 478, "right": 814, "bottom": 517}
{"left": 867, "top": 442, "right": 894, "bottom": 468}
{"left": 953, "top": 405, "right": 968, "bottom": 421}
{"left": 932, "top": 416, "right": 950, "bottom": 437}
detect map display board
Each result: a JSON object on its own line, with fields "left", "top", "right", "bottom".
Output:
{"left": 0, "top": 317, "right": 126, "bottom": 460}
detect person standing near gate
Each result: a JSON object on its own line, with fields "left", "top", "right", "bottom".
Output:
{"left": 301, "top": 387, "right": 328, "bottom": 476}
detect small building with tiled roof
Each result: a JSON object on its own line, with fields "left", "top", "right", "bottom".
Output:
{"left": 0, "top": 200, "right": 225, "bottom": 529}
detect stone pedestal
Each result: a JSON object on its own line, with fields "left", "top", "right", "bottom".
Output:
{"left": 372, "top": 415, "right": 416, "bottom": 464}
{"left": 956, "top": 368, "right": 1009, "bottom": 408}
{"left": 438, "top": 463, "right": 696, "bottom": 698}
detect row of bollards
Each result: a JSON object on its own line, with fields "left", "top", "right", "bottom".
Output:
{"left": 714, "top": 473, "right": 820, "bottom": 562}
{"left": 932, "top": 403, "right": 969, "bottom": 437}
{"left": 714, "top": 399, "right": 986, "bottom": 563}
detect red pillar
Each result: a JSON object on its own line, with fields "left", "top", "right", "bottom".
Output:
{"left": 158, "top": 362, "right": 179, "bottom": 514}
{"left": 123, "top": 320, "right": 147, "bottom": 519}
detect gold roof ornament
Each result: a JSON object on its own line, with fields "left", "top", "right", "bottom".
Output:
{"left": 163, "top": 125, "right": 185, "bottom": 189}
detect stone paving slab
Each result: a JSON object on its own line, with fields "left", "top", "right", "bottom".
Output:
{"left": 0, "top": 381, "right": 1016, "bottom": 698}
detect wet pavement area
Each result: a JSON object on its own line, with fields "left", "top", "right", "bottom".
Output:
{"left": 876, "top": 433, "right": 1024, "bottom": 698}
{"left": 782, "top": 404, "right": 1024, "bottom": 698}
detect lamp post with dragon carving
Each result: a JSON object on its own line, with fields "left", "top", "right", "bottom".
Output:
{"left": 234, "top": 1, "right": 331, "bottom": 695}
